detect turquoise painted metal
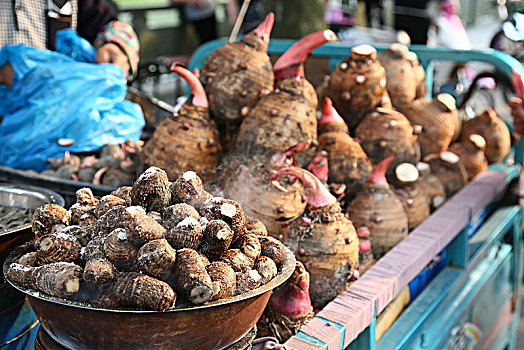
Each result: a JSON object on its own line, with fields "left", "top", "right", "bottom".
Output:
{"left": 188, "top": 40, "right": 524, "bottom": 349}
{"left": 0, "top": 285, "right": 38, "bottom": 350}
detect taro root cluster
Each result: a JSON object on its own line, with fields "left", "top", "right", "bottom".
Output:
{"left": 41, "top": 141, "right": 143, "bottom": 187}
{"left": 6, "top": 167, "right": 287, "bottom": 311}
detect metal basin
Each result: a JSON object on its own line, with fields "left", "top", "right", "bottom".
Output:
{"left": 4, "top": 245, "right": 296, "bottom": 350}
{"left": 0, "top": 183, "right": 64, "bottom": 276}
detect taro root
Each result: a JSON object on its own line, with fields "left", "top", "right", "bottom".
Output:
{"left": 460, "top": 108, "right": 511, "bottom": 163}
{"left": 254, "top": 256, "right": 277, "bottom": 284}
{"left": 7, "top": 262, "right": 83, "bottom": 299}
{"left": 425, "top": 152, "right": 469, "bottom": 197}
{"left": 69, "top": 204, "right": 95, "bottom": 225}
{"left": 200, "top": 13, "right": 275, "bottom": 153}
{"left": 206, "top": 261, "right": 236, "bottom": 300}
{"left": 258, "top": 236, "right": 286, "bottom": 264}
{"left": 327, "top": 44, "right": 387, "bottom": 132}
{"left": 273, "top": 167, "right": 359, "bottom": 307}
{"left": 165, "top": 216, "right": 203, "bottom": 250}
{"left": 357, "top": 227, "right": 374, "bottom": 275}
{"left": 221, "top": 152, "right": 307, "bottom": 238}
{"left": 449, "top": 134, "right": 489, "bottom": 179}
{"left": 77, "top": 213, "right": 99, "bottom": 238}
{"left": 235, "top": 269, "right": 262, "bottom": 294}
{"left": 377, "top": 43, "right": 417, "bottom": 110}
{"left": 121, "top": 206, "right": 167, "bottom": 243}
{"left": 221, "top": 249, "right": 254, "bottom": 272}
{"left": 48, "top": 151, "right": 81, "bottom": 171}
{"left": 103, "top": 228, "right": 138, "bottom": 270}
{"left": 75, "top": 187, "right": 98, "bottom": 207}
{"left": 406, "top": 51, "right": 427, "bottom": 99}
{"left": 235, "top": 30, "right": 338, "bottom": 154}
{"left": 60, "top": 225, "right": 90, "bottom": 246}
{"left": 415, "top": 162, "right": 446, "bottom": 211}
{"left": 102, "top": 168, "right": 135, "bottom": 188}
{"left": 111, "top": 186, "right": 132, "bottom": 203}
{"left": 83, "top": 258, "right": 116, "bottom": 286}
{"left": 137, "top": 239, "right": 177, "bottom": 279}
{"left": 113, "top": 272, "right": 176, "bottom": 311}
{"left": 200, "top": 219, "right": 234, "bottom": 260}
{"left": 35, "top": 230, "right": 82, "bottom": 264}
{"left": 163, "top": 203, "right": 200, "bottom": 231}
{"left": 83, "top": 236, "right": 106, "bottom": 262}
{"left": 147, "top": 211, "right": 163, "bottom": 224}
{"left": 257, "top": 261, "right": 314, "bottom": 343}
{"left": 98, "top": 206, "right": 127, "bottom": 235}
{"left": 356, "top": 107, "right": 421, "bottom": 166}
{"left": 200, "top": 197, "right": 247, "bottom": 238}
{"left": 174, "top": 248, "right": 214, "bottom": 305}
{"left": 140, "top": 67, "right": 221, "bottom": 182}
{"left": 32, "top": 204, "right": 70, "bottom": 237}
{"left": 233, "top": 233, "right": 261, "bottom": 261}
{"left": 90, "top": 292, "right": 120, "bottom": 309}
{"left": 95, "top": 195, "right": 127, "bottom": 218}
{"left": 170, "top": 171, "right": 213, "bottom": 210}
{"left": 130, "top": 167, "right": 171, "bottom": 212}
{"left": 318, "top": 97, "right": 373, "bottom": 194}
{"left": 17, "top": 252, "right": 38, "bottom": 267}
{"left": 347, "top": 157, "right": 409, "bottom": 258}
{"left": 402, "top": 94, "right": 460, "bottom": 157}
{"left": 246, "top": 218, "right": 268, "bottom": 236}
{"left": 391, "top": 163, "right": 430, "bottom": 230}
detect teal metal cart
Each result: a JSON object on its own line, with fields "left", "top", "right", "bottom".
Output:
{"left": 188, "top": 40, "right": 524, "bottom": 349}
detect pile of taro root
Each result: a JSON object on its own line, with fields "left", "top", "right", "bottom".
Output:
{"left": 38, "top": 140, "right": 143, "bottom": 188}
{"left": 6, "top": 167, "right": 287, "bottom": 311}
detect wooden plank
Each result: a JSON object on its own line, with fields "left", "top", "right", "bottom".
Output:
{"left": 285, "top": 337, "right": 326, "bottom": 350}
{"left": 300, "top": 318, "right": 343, "bottom": 350}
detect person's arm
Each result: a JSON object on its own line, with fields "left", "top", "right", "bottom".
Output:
{"left": 78, "top": 0, "right": 139, "bottom": 80}
{"left": 0, "top": 62, "right": 14, "bottom": 87}
{"left": 509, "top": 97, "right": 524, "bottom": 135}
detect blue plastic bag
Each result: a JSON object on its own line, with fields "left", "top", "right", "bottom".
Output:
{"left": 0, "top": 30, "right": 144, "bottom": 171}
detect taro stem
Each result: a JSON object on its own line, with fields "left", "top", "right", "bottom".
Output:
{"left": 369, "top": 156, "right": 395, "bottom": 185}
{"left": 171, "top": 65, "right": 208, "bottom": 108}
{"left": 273, "top": 30, "right": 338, "bottom": 81}
{"left": 272, "top": 167, "right": 336, "bottom": 209}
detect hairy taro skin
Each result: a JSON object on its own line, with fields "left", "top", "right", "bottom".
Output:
{"left": 166, "top": 217, "right": 203, "bottom": 250}
{"left": 113, "top": 272, "right": 176, "bottom": 311}
{"left": 163, "top": 203, "right": 200, "bottom": 231}
{"left": 347, "top": 184, "right": 409, "bottom": 259}
{"left": 140, "top": 107, "right": 221, "bottom": 182}
{"left": 7, "top": 262, "right": 83, "bottom": 299}
{"left": 35, "top": 231, "right": 82, "bottom": 264}
{"left": 137, "top": 239, "right": 177, "bottom": 279}
{"left": 95, "top": 195, "right": 127, "bottom": 219}
{"left": 200, "top": 220, "right": 234, "bottom": 260}
{"left": 32, "top": 204, "right": 70, "bottom": 237}
{"left": 130, "top": 167, "right": 171, "bottom": 212}
{"left": 200, "top": 198, "right": 247, "bottom": 238}
{"left": 327, "top": 47, "right": 387, "bottom": 132}
{"left": 174, "top": 248, "right": 214, "bottom": 305}
{"left": 200, "top": 38, "right": 274, "bottom": 127}
{"left": 234, "top": 78, "right": 318, "bottom": 155}
{"left": 206, "top": 261, "right": 237, "bottom": 300}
